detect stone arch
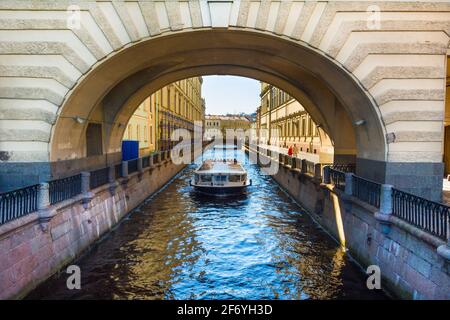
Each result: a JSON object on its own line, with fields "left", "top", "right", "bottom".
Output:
{"left": 0, "top": 0, "right": 448, "bottom": 200}
{"left": 51, "top": 29, "right": 383, "bottom": 168}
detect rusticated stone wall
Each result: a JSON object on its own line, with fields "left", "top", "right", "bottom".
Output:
{"left": 0, "top": 159, "right": 185, "bottom": 299}
{"left": 248, "top": 147, "right": 450, "bottom": 299}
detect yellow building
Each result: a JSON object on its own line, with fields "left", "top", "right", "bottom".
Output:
{"left": 124, "top": 77, "right": 205, "bottom": 154}
{"left": 257, "top": 82, "right": 334, "bottom": 162}
{"left": 123, "top": 97, "right": 156, "bottom": 155}
{"left": 157, "top": 77, "right": 205, "bottom": 150}
{"left": 205, "top": 115, "right": 251, "bottom": 140}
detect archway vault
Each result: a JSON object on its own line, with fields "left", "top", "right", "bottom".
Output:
{"left": 52, "top": 29, "right": 384, "bottom": 163}
{"left": 1, "top": 0, "right": 448, "bottom": 200}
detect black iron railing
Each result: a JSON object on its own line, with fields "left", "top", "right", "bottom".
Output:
{"left": 392, "top": 188, "right": 449, "bottom": 241}
{"left": 49, "top": 174, "right": 82, "bottom": 205}
{"left": 128, "top": 159, "right": 138, "bottom": 174}
{"left": 115, "top": 163, "right": 122, "bottom": 179}
{"left": 332, "top": 164, "right": 356, "bottom": 173}
{"left": 90, "top": 167, "right": 109, "bottom": 189}
{"left": 0, "top": 184, "right": 39, "bottom": 225}
{"left": 352, "top": 175, "right": 381, "bottom": 208}
{"left": 305, "top": 160, "right": 315, "bottom": 175}
{"left": 142, "top": 155, "right": 151, "bottom": 168}
{"left": 329, "top": 168, "right": 346, "bottom": 191}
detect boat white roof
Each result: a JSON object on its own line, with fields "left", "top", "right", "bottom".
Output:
{"left": 195, "top": 159, "right": 246, "bottom": 174}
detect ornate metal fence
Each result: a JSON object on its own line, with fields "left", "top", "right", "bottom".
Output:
{"left": 305, "top": 160, "right": 316, "bottom": 175}
{"left": 115, "top": 163, "right": 122, "bottom": 178}
{"left": 332, "top": 164, "right": 356, "bottom": 173}
{"left": 142, "top": 155, "right": 151, "bottom": 168}
{"left": 89, "top": 167, "right": 109, "bottom": 189}
{"left": 128, "top": 159, "right": 138, "bottom": 174}
{"left": 352, "top": 175, "right": 381, "bottom": 208}
{"left": 0, "top": 184, "right": 39, "bottom": 225}
{"left": 392, "top": 188, "right": 449, "bottom": 241}
{"left": 328, "top": 168, "right": 346, "bottom": 191}
{"left": 49, "top": 174, "right": 82, "bottom": 205}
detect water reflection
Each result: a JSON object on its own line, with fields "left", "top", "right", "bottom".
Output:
{"left": 27, "top": 148, "right": 387, "bottom": 300}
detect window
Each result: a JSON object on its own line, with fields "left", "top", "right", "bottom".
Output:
{"left": 201, "top": 175, "right": 212, "bottom": 182}
{"left": 229, "top": 175, "right": 240, "bottom": 182}
{"left": 301, "top": 118, "right": 306, "bottom": 136}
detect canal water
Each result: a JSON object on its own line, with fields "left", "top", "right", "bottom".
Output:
{"left": 27, "top": 148, "right": 388, "bottom": 300}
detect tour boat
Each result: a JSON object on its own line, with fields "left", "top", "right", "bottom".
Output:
{"left": 190, "top": 159, "right": 251, "bottom": 195}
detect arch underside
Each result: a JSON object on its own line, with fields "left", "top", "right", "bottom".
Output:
{"left": 51, "top": 30, "right": 384, "bottom": 167}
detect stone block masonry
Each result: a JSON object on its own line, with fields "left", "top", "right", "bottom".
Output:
{"left": 0, "top": 159, "right": 186, "bottom": 299}
{"left": 246, "top": 146, "right": 450, "bottom": 299}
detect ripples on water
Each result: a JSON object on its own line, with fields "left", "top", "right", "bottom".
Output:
{"left": 27, "top": 148, "right": 388, "bottom": 300}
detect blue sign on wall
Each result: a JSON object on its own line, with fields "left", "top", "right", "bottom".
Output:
{"left": 122, "top": 140, "right": 139, "bottom": 161}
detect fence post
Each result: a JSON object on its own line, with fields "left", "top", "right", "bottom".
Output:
{"left": 81, "top": 171, "right": 93, "bottom": 209}
{"left": 374, "top": 184, "right": 393, "bottom": 234}
{"left": 37, "top": 182, "right": 50, "bottom": 211}
{"left": 149, "top": 154, "right": 154, "bottom": 167}
{"left": 344, "top": 172, "right": 353, "bottom": 195}
{"left": 137, "top": 157, "right": 143, "bottom": 173}
{"left": 37, "top": 182, "right": 53, "bottom": 231}
{"left": 314, "top": 163, "right": 322, "bottom": 181}
{"left": 301, "top": 159, "right": 307, "bottom": 174}
{"left": 108, "top": 165, "right": 118, "bottom": 194}
{"left": 437, "top": 217, "right": 450, "bottom": 261}
{"left": 108, "top": 165, "right": 115, "bottom": 183}
{"left": 291, "top": 157, "right": 297, "bottom": 169}
{"left": 122, "top": 161, "right": 129, "bottom": 178}
{"left": 323, "top": 166, "right": 331, "bottom": 184}
{"left": 380, "top": 184, "right": 393, "bottom": 215}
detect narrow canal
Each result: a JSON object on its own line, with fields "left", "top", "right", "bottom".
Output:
{"left": 27, "top": 148, "right": 388, "bottom": 300}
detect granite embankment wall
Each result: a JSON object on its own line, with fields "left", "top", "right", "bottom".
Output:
{"left": 247, "top": 147, "right": 449, "bottom": 300}
{"left": 0, "top": 159, "right": 185, "bottom": 299}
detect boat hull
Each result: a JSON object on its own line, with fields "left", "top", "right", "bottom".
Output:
{"left": 192, "top": 185, "right": 249, "bottom": 195}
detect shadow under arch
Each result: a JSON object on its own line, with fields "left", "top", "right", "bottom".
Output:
{"left": 50, "top": 28, "right": 386, "bottom": 179}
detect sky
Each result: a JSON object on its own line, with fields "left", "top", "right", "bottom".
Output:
{"left": 202, "top": 76, "right": 260, "bottom": 115}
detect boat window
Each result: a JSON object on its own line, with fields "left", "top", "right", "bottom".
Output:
{"left": 229, "top": 175, "right": 240, "bottom": 182}
{"left": 214, "top": 175, "right": 227, "bottom": 182}
{"left": 194, "top": 174, "right": 199, "bottom": 183}
{"left": 201, "top": 175, "right": 212, "bottom": 182}
{"left": 241, "top": 174, "right": 247, "bottom": 181}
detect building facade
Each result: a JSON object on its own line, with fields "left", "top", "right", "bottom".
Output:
{"left": 124, "top": 77, "right": 205, "bottom": 154}
{"left": 205, "top": 115, "right": 251, "bottom": 141}
{"left": 123, "top": 97, "right": 156, "bottom": 155}
{"left": 257, "top": 82, "right": 334, "bottom": 162}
